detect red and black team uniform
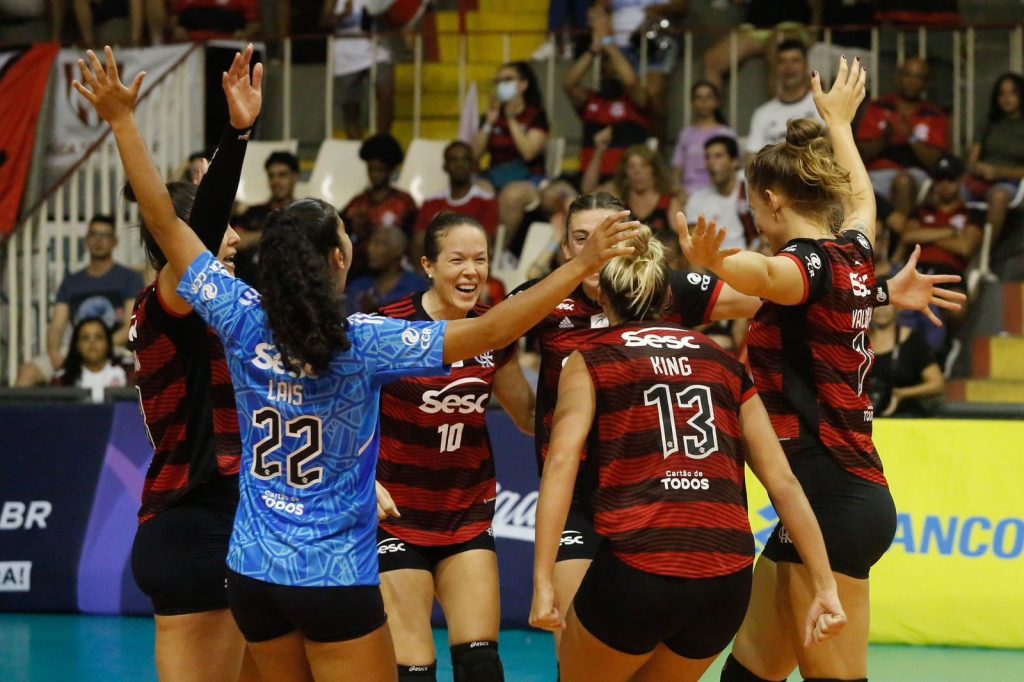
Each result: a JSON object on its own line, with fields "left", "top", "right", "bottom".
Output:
{"left": 512, "top": 270, "right": 723, "bottom": 561}
{"left": 376, "top": 293, "right": 514, "bottom": 571}
{"left": 579, "top": 94, "right": 652, "bottom": 181}
{"left": 752, "top": 230, "right": 897, "bottom": 579}
{"left": 129, "top": 123, "right": 248, "bottom": 616}
{"left": 571, "top": 323, "right": 755, "bottom": 658}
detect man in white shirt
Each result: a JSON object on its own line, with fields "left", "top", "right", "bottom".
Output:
{"left": 331, "top": 0, "right": 394, "bottom": 139}
{"left": 745, "top": 39, "right": 823, "bottom": 162}
{"left": 684, "top": 135, "right": 751, "bottom": 252}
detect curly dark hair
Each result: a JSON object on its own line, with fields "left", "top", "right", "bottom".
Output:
{"left": 259, "top": 198, "right": 351, "bottom": 374}
{"left": 359, "top": 133, "right": 405, "bottom": 168}
{"left": 60, "top": 317, "right": 115, "bottom": 387}
{"left": 124, "top": 181, "right": 197, "bottom": 270}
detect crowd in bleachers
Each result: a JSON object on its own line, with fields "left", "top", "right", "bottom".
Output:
{"left": 8, "top": 0, "right": 1024, "bottom": 416}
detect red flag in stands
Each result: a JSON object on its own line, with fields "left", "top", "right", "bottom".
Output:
{"left": 0, "top": 44, "right": 59, "bottom": 237}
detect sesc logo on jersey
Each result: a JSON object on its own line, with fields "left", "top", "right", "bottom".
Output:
{"left": 419, "top": 377, "right": 490, "bottom": 415}
{"left": 621, "top": 327, "right": 701, "bottom": 350}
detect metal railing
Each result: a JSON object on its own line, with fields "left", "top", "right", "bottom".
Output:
{"left": 3, "top": 45, "right": 202, "bottom": 384}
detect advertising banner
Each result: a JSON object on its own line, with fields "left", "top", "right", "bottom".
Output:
{"left": 0, "top": 405, "right": 112, "bottom": 611}
{"left": 44, "top": 44, "right": 192, "bottom": 188}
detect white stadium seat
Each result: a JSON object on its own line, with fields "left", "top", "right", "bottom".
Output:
{"left": 396, "top": 139, "right": 451, "bottom": 206}
{"left": 236, "top": 139, "right": 299, "bottom": 207}
{"left": 298, "top": 140, "right": 367, "bottom": 211}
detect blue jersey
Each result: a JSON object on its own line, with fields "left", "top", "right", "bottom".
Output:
{"left": 178, "top": 251, "right": 448, "bottom": 586}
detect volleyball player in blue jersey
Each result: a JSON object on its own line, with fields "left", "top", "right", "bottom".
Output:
{"left": 74, "top": 46, "right": 639, "bottom": 681}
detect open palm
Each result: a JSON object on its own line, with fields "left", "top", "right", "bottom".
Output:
{"left": 223, "top": 43, "right": 264, "bottom": 130}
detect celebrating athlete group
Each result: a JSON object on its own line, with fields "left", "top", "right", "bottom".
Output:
{"left": 71, "top": 43, "right": 965, "bottom": 682}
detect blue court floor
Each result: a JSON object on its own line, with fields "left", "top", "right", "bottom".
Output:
{"left": 1, "top": 614, "right": 1022, "bottom": 681}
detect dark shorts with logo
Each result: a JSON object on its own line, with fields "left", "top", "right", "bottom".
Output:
{"left": 573, "top": 543, "right": 752, "bottom": 659}
{"left": 131, "top": 487, "right": 235, "bottom": 616}
{"left": 227, "top": 570, "right": 387, "bottom": 643}
{"left": 761, "top": 453, "right": 897, "bottom": 579}
{"left": 377, "top": 527, "right": 496, "bottom": 573}
{"left": 556, "top": 507, "right": 600, "bottom": 562}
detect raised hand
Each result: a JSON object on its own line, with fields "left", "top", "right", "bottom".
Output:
{"left": 803, "top": 587, "right": 847, "bottom": 646}
{"left": 811, "top": 55, "right": 867, "bottom": 127}
{"left": 72, "top": 46, "right": 145, "bottom": 125}
{"left": 575, "top": 210, "right": 640, "bottom": 273}
{"left": 886, "top": 245, "right": 967, "bottom": 327}
{"left": 223, "top": 43, "right": 264, "bottom": 130}
{"left": 677, "top": 212, "right": 740, "bottom": 272}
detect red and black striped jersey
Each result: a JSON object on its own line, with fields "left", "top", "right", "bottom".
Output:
{"left": 513, "top": 271, "right": 724, "bottom": 470}
{"left": 579, "top": 323, "right": 756, "bottom": 579}
{"left": 746, "top": 230, "right": 886, "bottom": 485}
{"left": 129, "top": 283, "right": 241, "bottom": 524}
{"left": 377, "top": 293, "right": 514, "bottom": 546}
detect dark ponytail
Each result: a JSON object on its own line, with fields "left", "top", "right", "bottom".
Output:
{"left": 124, "top": 180, "right": 197, "bottom": 270}
{"left": 260, "top": 199, "right": 351, "bottom": 374}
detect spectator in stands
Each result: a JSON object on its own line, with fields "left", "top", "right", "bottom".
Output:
{"left": 15, "top": 214, "right": 144, "bottom": 387}
{"left": 868, "top": 304, "right": 944, "bottom": 417}
{"left": 344, "top": 226, "right": 428, "bottom": 313}
{"left": 900, "top": 154, "right": 979, "bottom": 353}
{"left": 341, "top": 133, "right": 418, "bottom": 278}
{"left": 331, "top": 0, "right": 394, "bottom": 138}
{"left": 701, "top": 1, "right": 812, "bottom": 94}
{"left": 744, "top": 39, "right": 822, "bottom": 162}
{"left": 0, "top": 0, "right": 60, "bottom": 43}
{"left": 168, "top": 0, "right": 260, "bottom": 40}
{"left": 807, "top": 0, "right": 875, "bottom": 76}
{"left": 537, "top": 0, "right": 589, "bottom": 60}
{"left": 683, "top": 135, "right": 751, "bottom": 252}
{"left": 180, "top": 151, "right": 206, "bottom": 183}
{"left": 472, "top": 61, "right": 550, "bottom": 253}
{"left": 72, "top": 0, "right": 143, "bottom": 46}
{"left": 566, "top": 5, "right": 654, "bottom": 193}
{"left": 671, "top": 80, "right": 737, "bottom": 196}
{"left": 856, "top": 57, "right": 949, "bottom": 217}
{"left": 608, "top": 144, "right": 681, "bottom": 242}
{"left": 601, "top": 0, "right": 687, "bottom": 122}
{"left": 233, "top": 151, "right": 299, "bottom": 288}
{"left": 965, "top": 73, "right": 1024, "bottom": 245}
{"left": 413, "top": 141, "right": 499, "bottom": 260}
{"left": 52, "top": 317, "right": 133, "bottom": 402}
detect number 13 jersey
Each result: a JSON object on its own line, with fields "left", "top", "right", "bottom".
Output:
{"left": 579, "top": 323, "right": 756, "bottom": 579}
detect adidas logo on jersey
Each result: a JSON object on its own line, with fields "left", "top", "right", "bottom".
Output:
{"left": 558, "top": 317, "right": 574, "bottom": 329}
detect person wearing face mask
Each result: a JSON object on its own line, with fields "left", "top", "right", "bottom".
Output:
{"left": 471, "top": 61, "right": 550, "bottom": 255}
{"left": 867, "top": 304, "right": 944, "bottom": 418}
{"left": 564, "top": 4, "right": 653, "bottom": 191}
{"left": 374, "top": 212, "right": 536, "bottom": 682}
{"left": 341, "top": 133, "right": 419, "bottom": 279}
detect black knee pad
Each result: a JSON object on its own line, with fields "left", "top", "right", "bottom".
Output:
{"left": 398, "top": 661, "right": 437, "bottom": 681}
{"left": 451, "top": 640, "right": 504, "bottom": 682}
{"left": 720, "top": 654, "right": 786, "bottom": 682}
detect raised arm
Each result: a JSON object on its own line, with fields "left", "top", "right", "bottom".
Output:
{"left": 529, "top": 351, "right": 594, "bottom": 632}
{"left": 741, "top": 394, "right": 846, "bottom": 645}
{"left": 811, "top": 57, "right": 875, "bottom": 243}
{"left": 442, "top": 212, "right": 638, "bottom": 363}
{"left": 73, "top": 47, "right": 264, "bottom": 281}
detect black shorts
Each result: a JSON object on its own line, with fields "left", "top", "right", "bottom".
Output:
{"left": 556, "top": 507, "right": 600, "bottom": 562}
{"left": 573, "top": 544, "right": 752, "bottom": 659}
{"left": 227, "top": 570, "right": 387, "bottom": 643}
{"left": 377, "top": 527, "right": 496, "bottom": 573}
{"left": 131, "top": 497, "right": 234, "bottom": 616}
{"left": 762, "top": 453, "right": 897, "bottom": 580}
